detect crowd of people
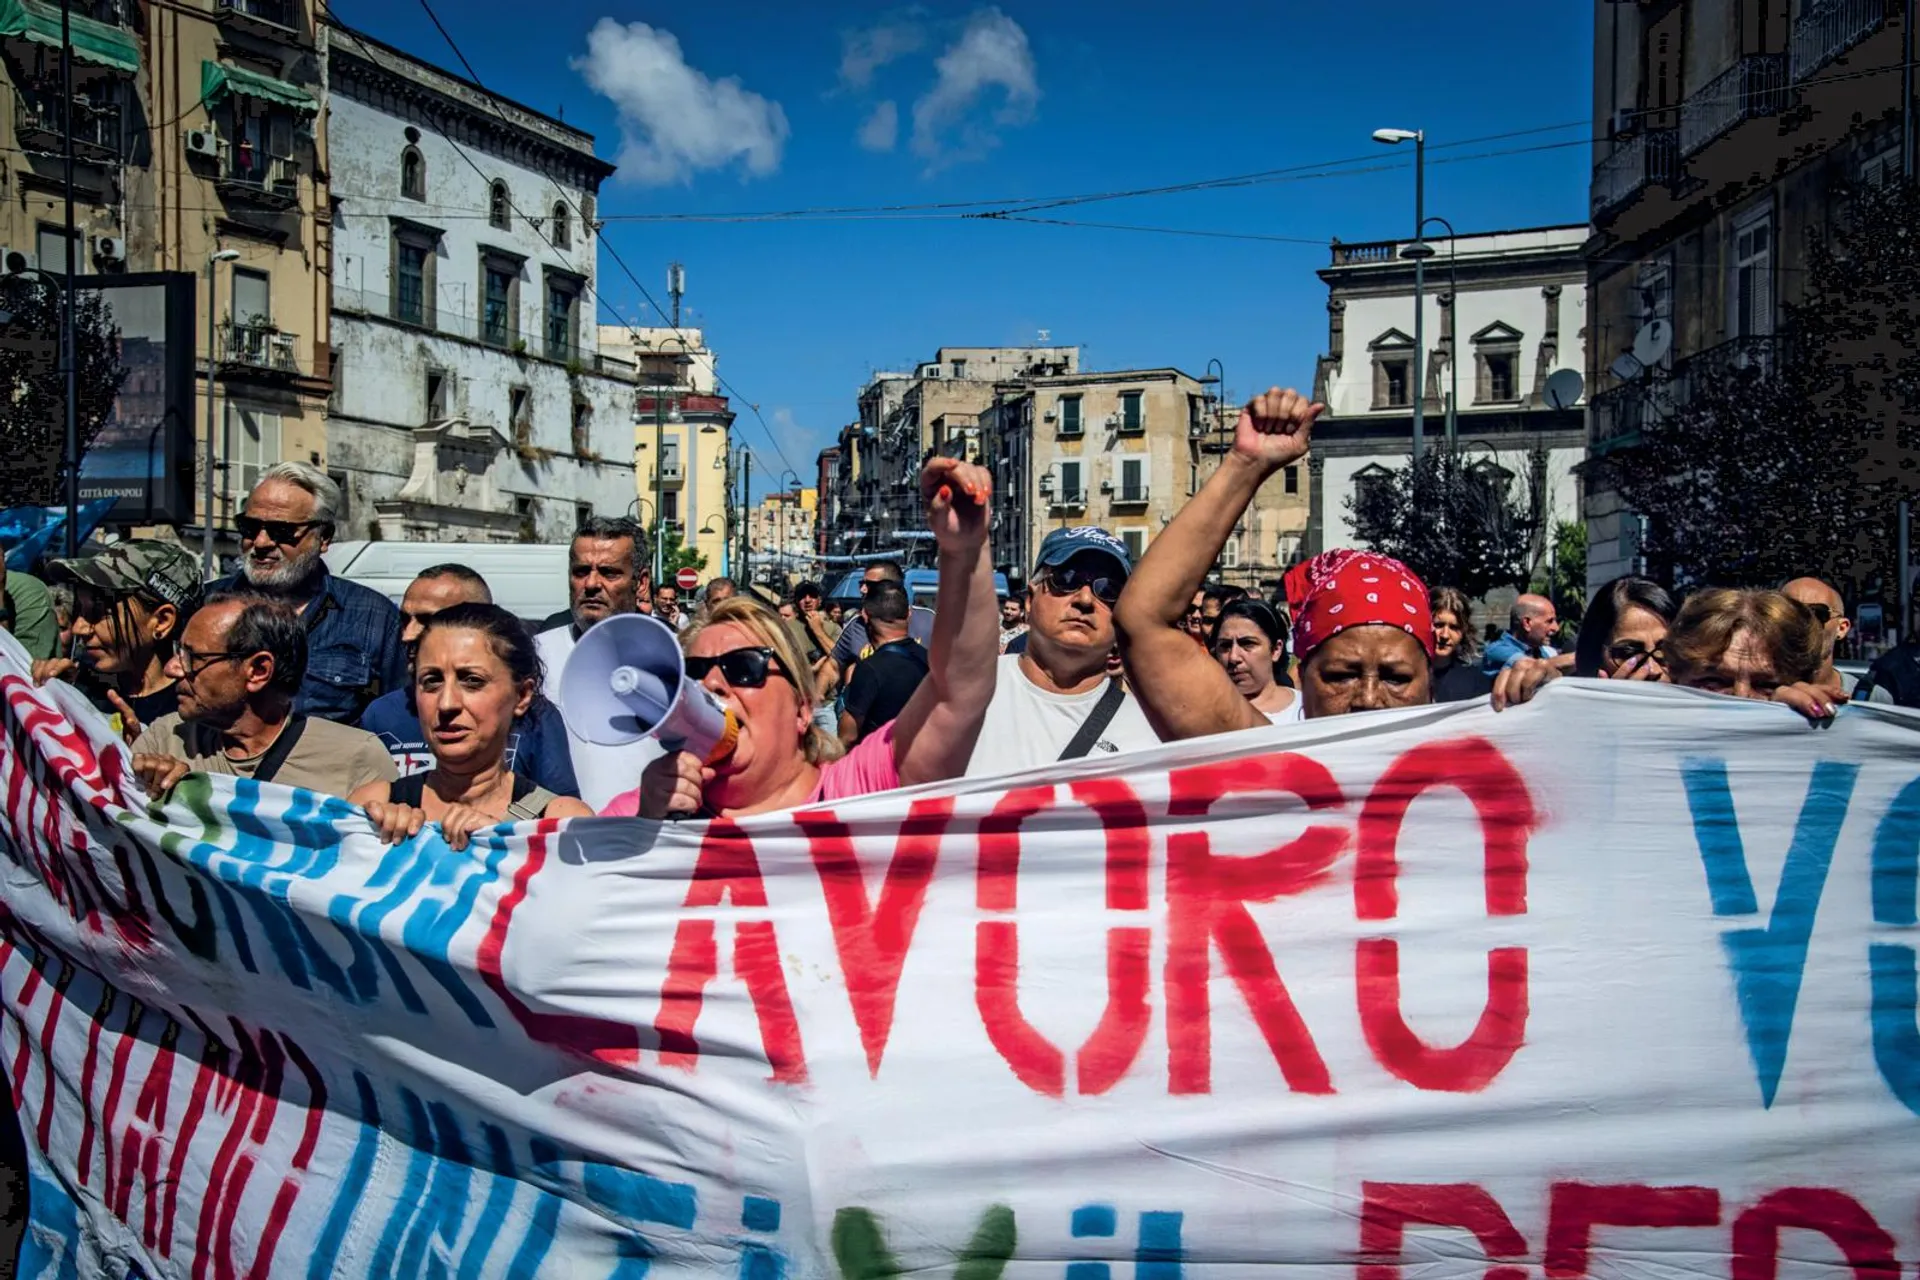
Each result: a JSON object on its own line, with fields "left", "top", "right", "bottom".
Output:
{"left": 1, "top": 385, "right": 1907, "bottom": 847}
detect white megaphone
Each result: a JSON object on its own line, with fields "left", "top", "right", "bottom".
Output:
{"left": 559, "top": 613, "right": 739, "bottom": 761}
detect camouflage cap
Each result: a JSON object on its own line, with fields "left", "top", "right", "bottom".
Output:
{"left": 45, "top": 540, "right": 203, "bottom": 611}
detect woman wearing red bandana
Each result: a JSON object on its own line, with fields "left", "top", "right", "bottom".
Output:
{"left": 1114, "top": 387, "right": 1434, "bottom": 736}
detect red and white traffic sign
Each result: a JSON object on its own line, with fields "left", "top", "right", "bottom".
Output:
{"left": 675, "top": 567, "right": 701, "bottom": 591}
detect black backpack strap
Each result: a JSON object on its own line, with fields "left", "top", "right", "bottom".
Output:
{"left": 251, "top": 715, "right": 308, "bottom": 786}
{"left": 1058, "top": 680, "right": 1126, "bottom": 762}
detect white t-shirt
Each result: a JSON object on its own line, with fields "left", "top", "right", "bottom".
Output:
{"left": 1264, "top": 698, "right": 1306, "bottom": 724}
{"left": 963, "top": 654, "right": 1162, "bottom": 778}
{"left": 535, "top": 623, "right": 664, "bottom": 811}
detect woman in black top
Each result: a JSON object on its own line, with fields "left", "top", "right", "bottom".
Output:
{"left": 355, "top": 603, "right": 591, "bottom": 850}
{"left": 1430, "top": 587, "right": 1495, "bottom": 704}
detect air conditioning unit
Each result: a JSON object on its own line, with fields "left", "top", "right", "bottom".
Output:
{"left": 1043, "top": 409, "right": 1057, "bottom": 421}
{"left": 0, "top": 246, "right": 26, "bottom": 274}
{"left": 93, "top": 235, "right": 125, "bottom": 263}
{"left": 1038, "top": 473, "right": 1055, "bottom": 495}
{"left": 1105, "top": 413, "right": 1121, "bottom": 428}
{"left": 185, "top": 128, "right": 221, "bottom": 159}
{"left": 1099, "top": 480, "right": 1114, "bottom": 494}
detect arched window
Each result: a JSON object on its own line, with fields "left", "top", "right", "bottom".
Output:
{"left": 551, "top": 201, "right": 570, "bottom": 249}
{"left": 488, "top": 180, "right": 510, "bottom": 230}
{"left": 400, "top": 146, "right": 425, "bottom": 200}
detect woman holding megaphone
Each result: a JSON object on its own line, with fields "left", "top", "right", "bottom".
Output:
{"left": 603, "top": 458, "right": 1000, "bottom": 818}
{"left": 353, "top": 603, "right": 594, "bottom": 848}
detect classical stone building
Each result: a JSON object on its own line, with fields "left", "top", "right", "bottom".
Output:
{"left": 323, "top": 21, "right": 636, "bottom": 543}
{"left": 1309, "top": 225, "right": 1590, "bottom": 579}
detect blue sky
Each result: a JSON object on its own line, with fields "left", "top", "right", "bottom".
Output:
{"left": 327, "top": 0, "right": 1595, "bottom": 498}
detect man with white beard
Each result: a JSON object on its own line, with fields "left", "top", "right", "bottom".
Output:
{"left": 212, "top": 462, "right": 406, "bottom": 723}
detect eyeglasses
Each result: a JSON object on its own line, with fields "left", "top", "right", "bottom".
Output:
{"left": 684, "top": 646, "right": 781, "bottom": 688}
{"left": 177, "top": 647, "right": 249, "bottom": 677}
{"left": 236, "top": 515, "right": 324, "bottom": 545}
{"left": 1040, "top": 565, "right": 1123, "bottom": 605}
{"left": 1604, "top": 640, "right": 1660, "bottom": 666}
{"left": 1804, "top": 603, "right": 1834, "bottom": 624}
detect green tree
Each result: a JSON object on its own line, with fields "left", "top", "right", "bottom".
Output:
{"left": 1539, "top": 519, "right": 1588, "bottom": 625}
{"left": 1346, "top": 445, "right": 1544, "bottom": 600}
{"left": 0, "top": 278, "right": 127, "bottom": 507}
{"left": 653, "top": 524, "right": 707, "bottom": 576}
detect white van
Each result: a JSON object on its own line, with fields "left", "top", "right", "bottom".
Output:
{"left": 324, "top": 541, "right": 570, "bottom": 624}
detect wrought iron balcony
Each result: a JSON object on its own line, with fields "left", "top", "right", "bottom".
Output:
{"left": 218, "top": 320, "right": 300, "bottom": 376}
{"left": 1791, "top": 0, "right": 1888, "bottom": 82}
{"left": 1110, "top": 484, "right": 1150, "bottom": 505}
{"left": 1591, "top": 128, "right": 1680, "bottom": 219}
{"left": 215, "top": 153, "right": 300, "bottom": 210}
{"left": 15, "top": 93, "right": 121, "bottom": 163}
{"left": 1679, "top": 54, "right": 1789, "bottom": 157}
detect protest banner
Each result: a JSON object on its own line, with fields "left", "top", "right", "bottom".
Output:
{"left": 1, "top": 632, "right": 1918, "bottom": 1277}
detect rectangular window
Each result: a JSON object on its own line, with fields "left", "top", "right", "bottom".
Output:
{"left": 1220, "top": 538, "right": 1239, "bottom": 569}
{"left": 1383, "top": 360, "right": 1410, "bottom": 407}
{"left": 1057, "top": 460, "right": 1083, "bottom": 504}
{"left": 1117, "top": 456, "right": 1147, "bottom": 503}
{"left": 1060, "top": 396, "right": 1083, "bottom": 435}
{"left": 425, "top": 369, "right": 447, "bottom": 419}
{"left": 232, "top": 268, "right": 269, "bottom": 326}
{"left": 661, "top": 436, "right": 681, "bottom": 479}
{"left": 1487, "top": 353, "right": 1517, "bottom": 401}
{"left": 1120, "top": 528, "right": 1147, "bottom": 561}
{"left": 34, "top": 225, "right": 78, "bottom": 274}
{"left": 575, "top": 502, "right": 593, "bottom": 531}
{"left": 483, "top": 266, "right": 513, "bottom": 346}
{"left": 229, "top": 405, "right": 282, "bottom": 496}
{"left": 509, "top": 386, "right": 529, "bottom": 439}
{"left": 1120, "top": 391, "right": 1144, "bottom": 432}
{"left": 663, "top": 490, "right": 679, "bottom": 523}
{"left": 1733, "top": 208, "right": 1774, "bottom": 338}
{"left": 396, "top": 242, "right": 427, "bottom": 325}
{"left": 1284, "top": 464, "right": 1300, "bottom": 495}
{"left": 545, "top": 283, "right": 576, "bottom": 360}
{"left": 951, "top": 359, "right": 967, "bottom": 378}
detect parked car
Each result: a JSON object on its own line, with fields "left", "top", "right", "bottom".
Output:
{"left": 824, "top": 567, "right": 1011, "bottom": 613}
{"left": 324, "top": 540, "right": 569, "bottom": 625}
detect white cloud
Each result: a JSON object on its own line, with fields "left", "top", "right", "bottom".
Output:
{"left": 857, "top": 100, "right": 900, "bottom": 152}
{"left": 574, "top": 19, "right": 789, "bottom": 185}
{"left": 910, "top": 8, "right": 1038, "bottom": 166}
{"left": 839, "top": 16, "right": 927, "bottom": 91}
{"left": 766, "top": 407, "right": 822, "bottom": 467}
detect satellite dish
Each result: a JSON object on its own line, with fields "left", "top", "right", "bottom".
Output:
{"left": 1544, "top": 368, "right": 1585, "bottom": 410}
{"left": 1631, "top": 319, "right": 1672, "bottom": 369}
{"left": 1610, "top": 353, "right": 1646, "bottom": 383}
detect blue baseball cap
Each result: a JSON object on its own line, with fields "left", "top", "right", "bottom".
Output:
{"left": 1034, "top": 526, "right": 1132, "bottom": 578}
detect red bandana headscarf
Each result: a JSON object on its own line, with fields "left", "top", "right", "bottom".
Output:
{"left": 1283, "top": 549, "right": 1434, "bottom": 661}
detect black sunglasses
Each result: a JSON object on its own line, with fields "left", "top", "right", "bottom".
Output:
{"left": 236, "top": 515, "right": 325, "bottom": 545}
{"left": 1804, "top": 602, "right": 1833, "bottom": 624}
{"left": 1040, "top": 564, "right": 1123, "bottom": 605}
{"left": 684, "top": 646, "right": 781, "bottom": 688}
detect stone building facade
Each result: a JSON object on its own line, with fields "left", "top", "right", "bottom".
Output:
{"left": 323, "top": 22, "right": 636, "bottom": 544}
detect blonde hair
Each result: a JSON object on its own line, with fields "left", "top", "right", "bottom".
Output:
{"left": 682, "top": 596, "right": 845, "bottom": 764}
{"left": 1429, "top": 586, "right": 1479, "bottom": 665}
{"left": 1663, "top": 588, "right": 1823, "bottom": 687}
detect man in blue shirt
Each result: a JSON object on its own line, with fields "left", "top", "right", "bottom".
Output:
{"left": 358, "top": 563, "right": 578, "bottom": 795}
{"left": 1482, "top": 593, "right": 1561, "bottom": 673}
{"left": 213, "top": 463, "right": 406, "bottom": 723}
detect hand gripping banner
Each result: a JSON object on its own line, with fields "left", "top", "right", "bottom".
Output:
{"left": 3, "top": 631, "right": 1920, "bottom": 1278}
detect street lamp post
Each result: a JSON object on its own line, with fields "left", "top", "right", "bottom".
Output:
{"left": 1410, "top": 215, "right": 1460, "bottom": 452}
{"left": 777, "top": 468, "right": 800, "bottom": 586}
{"left": 202, "top": 249, "right": 240, "bottom": 575}
{"left": 1373, "top": 127, "right": 1426, "bottom": 465}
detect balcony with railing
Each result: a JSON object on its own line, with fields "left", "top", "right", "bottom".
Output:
{"left": 15, "top": 92, "right": 121, "bottom": 163}
{"left": 1591, "top": 127, "right": 1680, "bottom": 219}
{"left": 1792, "top": 0, "right": 1889, "bottom": 81}
{"left": 215, "top": 153, "right": 301, "bottom": 210}
{"left": 218, "top": 320, "right": 301, "bottom": 377}
{"left": 1679, "top": 54, "right": 1790, "bottom": 157}
{"left": 1109, "top": 483, "right": 1150, "bottom": 507}
{"left": 1330, "top": 241, "right": 1398, "bottom": 266}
